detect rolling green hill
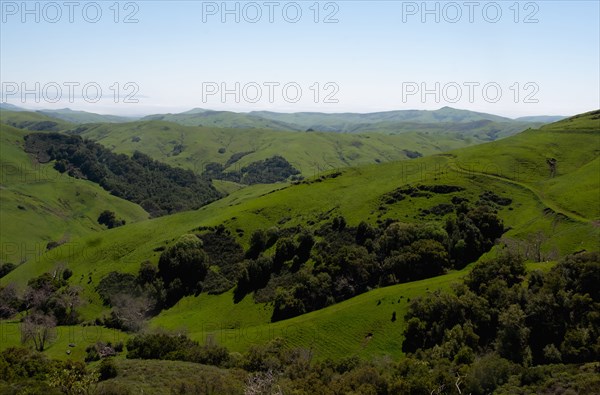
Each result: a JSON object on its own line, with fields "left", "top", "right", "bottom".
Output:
{"left": 2, "top": 111, "right": 597, "bottom": 361}
{"left": 70, "top": 120, "right": 510, "bottom": 178}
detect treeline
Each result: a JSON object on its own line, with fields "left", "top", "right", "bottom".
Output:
{"left": 24, "top": 133, "right": 222, "bottom": 217}
{"left": 202, "top": 155, "right": 302, "bottom": 184}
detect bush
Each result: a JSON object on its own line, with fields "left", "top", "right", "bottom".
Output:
{"left": 126, "top": 333, "right": 230, "bottom": 367}
{"left": 0, "top": 263, "right": 16, "bottom": 278}
{"left": 98, "top": 210, "right": 126, "bottom": 229}
{"left": 98, "top": 358, "right": 118, "bottom": 381}
{"left": 158, "top": 234, "right": 208, "bottom": 306}
{"left": 96, "top": 272, "right": 139, "bottom": 305}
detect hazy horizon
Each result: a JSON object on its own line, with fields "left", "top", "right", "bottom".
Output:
{"left": 0, "top": 102, "right": 575, "bottom": 119}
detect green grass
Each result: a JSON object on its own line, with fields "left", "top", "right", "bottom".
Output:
{"left": 451, "top": 112, "right": 600, "bottom": 221}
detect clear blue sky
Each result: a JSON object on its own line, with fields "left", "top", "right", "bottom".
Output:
{"left": 1, "top": 0, "right": 598, "bottom": 117}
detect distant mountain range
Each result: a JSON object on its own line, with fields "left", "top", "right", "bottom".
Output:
{"left": 0, "top": 103, "right": 567, "bottom": 133}
{"left": 137, "top": 106, "right": 568, "bottom": 139}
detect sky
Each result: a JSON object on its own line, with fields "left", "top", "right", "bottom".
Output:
{"left": 1, "top": 0, "right": 599, "bottom": 117}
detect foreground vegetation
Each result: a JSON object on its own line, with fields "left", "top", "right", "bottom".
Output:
{"left": 1, "top": 251, "right": 598, "bottom": 394}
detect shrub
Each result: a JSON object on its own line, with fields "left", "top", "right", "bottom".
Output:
{"left": 98, "top": 358, "right": 118, "bottom": 381}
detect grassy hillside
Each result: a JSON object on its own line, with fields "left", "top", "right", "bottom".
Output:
{"left": 454, "top": 110, "right": 600, "bottom": 221}
{"left": 332, "top": 119, "right": 541, "bottom": 139}
{"left": 1, "top": 111, "right": 597, "bottom": 361}
{"left": 71, "top": 121, "right": 505, "bottom": 177}
{"left": 0, "top": 122, "right": 149, "bottom": 263}
{"left": 515, "top": 115, "right": 566, "bottom": 123}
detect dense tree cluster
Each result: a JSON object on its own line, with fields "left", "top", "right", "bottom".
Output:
{"left": 97, "top": 262, "right": 165, "bottom": 332}
{"left": 236, "top": 198, "right": 504, "bottom": 322}
{"left": 198, "top": 227, "right": 245, "bottom": 294}
{"left": 202, "top": 155, "right": 301, "bottom": 184}
{"left": 157, "top": 234, "right": 208, "bottom": 306}
{"left": 403, "top": 251, "right": 600, "bottom": 368}
{"left": 24, "top": 133, "right": 222, "bottom": 216}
